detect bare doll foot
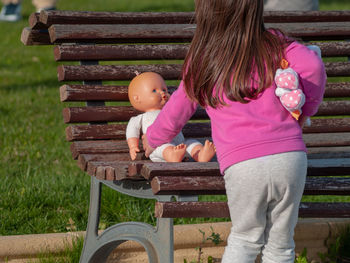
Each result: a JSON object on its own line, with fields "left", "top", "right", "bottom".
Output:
{"left": 198, "top": 140, "right": 216, "bottom": 162}
{"left": 192, "top": 140, "right": 216, "bottom": 162}
{"left": 163, "top": 144, "right": 187, "bottom": 162}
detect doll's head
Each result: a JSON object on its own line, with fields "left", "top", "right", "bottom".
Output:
{"left": 128, "top": 72, "right": 170, "bottom": 112}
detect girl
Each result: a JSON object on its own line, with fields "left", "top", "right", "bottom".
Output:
{"left": 143, "top": 0, "right": 326, "bottom": 262}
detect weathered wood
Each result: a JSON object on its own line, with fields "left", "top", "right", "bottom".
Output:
{"left": 57, "top": 62, "right": 350, "bottom": 82}
{"left": 20, "top": 27, "right": 51, "bottom": 45}
{"left": 303, "top": 133, "right": 350, "bottom": 147}
{"left": 57, "top": 64, "right": 182, "bottom": 82}
{"left": 29, "top": 12, "right": 47, "bottom": 30}
{"left": 40, "top": 11, "right": 196, "bottom": 26}
{"left": 302, "top": 118, "right": 350, "bottom": 134}
{"left": 324, "top": 82, "right": 350, "bottom": 98}
{"left": 53, "top": 42, "right": 350, "bottom": 61}
{"left": 86, "top": 161, "right": 149, "bottom": 180}
{"left": 48, "top": 22, "right": 350, "bottom": 44}
{"left": 65, "top": 118, "right": 350, "bottom": 141}
{"left": 299, "top": 202, "right": 350, "bottom": 218}
{"left": 151, "top": 175, "right": 225, "bottom": 195}
{"left": 150, "top": 175, "right": 350, "bottom": 195}
{"left": 62, "top": 106, "right": 207, "bottom": 123}
{"left": 60, "top": 82, "right": 349, "bottom": 102}
{"left": 307, "top": 147, "right": 350, "bottom": 159}
{"left": 48, "top": 24, "right": 195, "bottom": 44}
{"left": 70, "top": 140, "right": 130, "bottom": 159}
{"left": 60, "top": 84, "right": 178, "bottom": 102}
{"left": 155, "top": 202, "right": 229, "bottom": 218}
{"left": 141, "top": 162, "right": 220, "bottom": 180}
{"left": 54, "top": 44, "right": 189, "bottom": 61}
{"left": 324, "top": 62, "right": 350, "bottom": 77}
{"left": 313, "top": 42, "right": 350, "bottom": 57}
{"left": 66, "top": 122, "right": 212, "bottom": 141}
{"left": 62, "top": 101, "right": 349, "bottom": 124}
{"left": 316, "top": 101, "right": 350, "bottom": 116}
{"left": 78, "top": 153, "right": 135, "bottom": 171}
{"left": 66, "top": 124, "right": 127, "bottom": 141}
{"left": 155, "top": 201, "right": 350, "bottom": 218}
{"left": 38, "top": 11, "right": 350, "bottom": 29}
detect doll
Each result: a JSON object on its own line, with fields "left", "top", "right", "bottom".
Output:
{"left": 275, "top": 45, "right": 322, "bottom": 123}
{"left": 126, "top": 72, "right": 216, "bottom": 162}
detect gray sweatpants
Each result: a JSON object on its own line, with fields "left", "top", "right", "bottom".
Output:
{"left": 221, "top": 151, "right": 307, "bottom": 263}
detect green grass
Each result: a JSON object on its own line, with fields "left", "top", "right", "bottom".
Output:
{"left": 1, "top": 0, "right": 350, "bottom": 237}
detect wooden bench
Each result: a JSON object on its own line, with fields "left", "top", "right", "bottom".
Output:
{"left": 22, "top": 10, "right": 350, "bottom": 263}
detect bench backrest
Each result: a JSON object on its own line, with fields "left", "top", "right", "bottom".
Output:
{"left": 21, "top": 10, "right": 350, "bottom": 218}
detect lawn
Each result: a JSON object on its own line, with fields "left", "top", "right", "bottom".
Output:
{"left": 1, "top": 0, "right": 350, "bottom": 236}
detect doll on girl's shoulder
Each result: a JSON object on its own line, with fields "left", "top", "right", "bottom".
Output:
{"left": 126, "top": 72, "right": 216, "bottom": 162}
{"left": 275, "top": 45, "right": 322, "bottom": 126}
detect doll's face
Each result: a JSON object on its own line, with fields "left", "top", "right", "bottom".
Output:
{"left": 128, "top": 72, "right": 170, "bottom": 112}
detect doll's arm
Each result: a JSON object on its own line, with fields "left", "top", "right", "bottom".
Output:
{"left": 126, "top": 115, "right": 143, "bottom": 160}
{"left": 127, "top": 137, "right": 140, "bottom": 160}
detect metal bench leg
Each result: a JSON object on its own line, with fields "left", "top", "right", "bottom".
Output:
{"left": 80, "top": 177, "right": 174, "bottom": 263}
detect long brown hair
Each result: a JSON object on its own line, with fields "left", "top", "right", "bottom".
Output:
{"left": 183, "top": 0, "right": 289, "bottom": 108}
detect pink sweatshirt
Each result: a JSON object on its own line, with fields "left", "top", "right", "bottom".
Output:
{"left": 146, "top": 41, "right": 327, "bottom": 174}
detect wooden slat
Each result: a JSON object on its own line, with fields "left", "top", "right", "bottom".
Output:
{"left": 303, "top": 133, "right": 350, "bottom": 147}
{"left": 141, "top": 162, "right": 220, "bottom": 180}
{"left": 57, "top": 64, "right": 182, "bottom": 82}
{"left": 54, "top": 44, "right": 189, "bottom": 61}
{"left": 155, "top": 201, "right": 229, "bottom": 218}
{"left": 62, "top": 106, "right": 140, "bottom": 123}
{"left": 60, "top": 84, "right": 128, "bottom": 102}
{"left": 314, "top": 42, "right": 350, "bottom": 57}
{"left": 151, "top": 175, "right": 225, "bottom": 195}
{"left": 70, "top": 140, "right": 130, "bottom": 159}
{"left": 53, "top": 42, "right": 350, "bottom": 62}
{"left": 150, "top": 175, "right": 350, "bottom": 195}
{"left": 324, "top": 82, "right": 350, "bottom": 98}
{"left": 307, "top": 147, "right": 350, "bottom": 159}
{"left": 57, "top": 62, "right": 350, "bottom": 82}
{"left": 78, "top": 153, "right": 136, "bottom": 171}
{"left": 303, "top": 118, "right": 350, "bottom": 134}
{"left": 65, "top": 118, "right": 350, "bottom": 141}
{"left": 60, "top": 82, "right": 350, "bottom": 102}
{"left": 28, "top": 12, "right": 46, "bottom": 30}
{"left": 155, "top": 201, "right": 350, "bottom": 218}
{"left": 65, "top": 124, "right": 127, "bottom": 141}
{"left": 20, "top": 27, "right": 51, "bottom": 45}
{"left": 39, "top": 11, "right": 350, "bottom": 28}
{"left": 62, "top": 101, "right": 350, "bottom": 124}
{"left": 49, "top": 24, "right": 195, "bottom": 44}
{"left": 60, "top": 84, "right": 177, "bottom": 102}
{"left": 62, "top": 106, "right": 207, "bottom": 123}
{"left": 86, "top": 161, "right": 149, "bottom": 180}
{"left": 41, "top": 11, "right": 196, "bottom": 26}
{"left": 299, "top": 202, "right": 350, "bottom": 218}
{"left": 307, "top": 158, "right": 350, "bottom": 176}
{"left": 66, "top": 122, "right": 212, "bottom": 141}
{"left": 324, "top": 62, "right": 350, "bottom": 77}
{"left": 316, "top": 101, "right": 350, "bottom": 116}
{"left": 49, "top": 22, "right": 350, "bottom": 44}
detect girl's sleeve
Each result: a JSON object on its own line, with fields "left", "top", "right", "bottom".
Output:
{"left": 285, "top": 41, "right": 327, "bottom": 116}
{"left": 146, "top": 80, "right": 198, "bottom": 148}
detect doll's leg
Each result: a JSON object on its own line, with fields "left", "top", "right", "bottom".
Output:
{"left": 186, "top": 139, "right": 216, "bottom": 162}
{"left": 162, "top": 143, "right": 187, "bottom": 162}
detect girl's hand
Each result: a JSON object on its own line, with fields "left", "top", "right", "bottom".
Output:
{"left": 142, "top": 135, "right": 155, "bottom": 158}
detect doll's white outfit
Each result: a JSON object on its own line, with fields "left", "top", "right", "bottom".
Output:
{"left": 126, "top": 110, "right": 201, "bottom": 162}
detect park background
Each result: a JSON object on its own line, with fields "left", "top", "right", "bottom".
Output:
{"left": 1, "top": 0, "right": 350, "bottom": 261}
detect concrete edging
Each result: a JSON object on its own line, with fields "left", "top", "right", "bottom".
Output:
{"left": 1, "top": 219, "right": 350, "bottom": 263}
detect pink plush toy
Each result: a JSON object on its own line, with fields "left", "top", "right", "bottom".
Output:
{"left": 275, "top": 45, "right": 321, "bottom": 121}
{"left": 274, "top": 65, "right": 305, "bottom": 120}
